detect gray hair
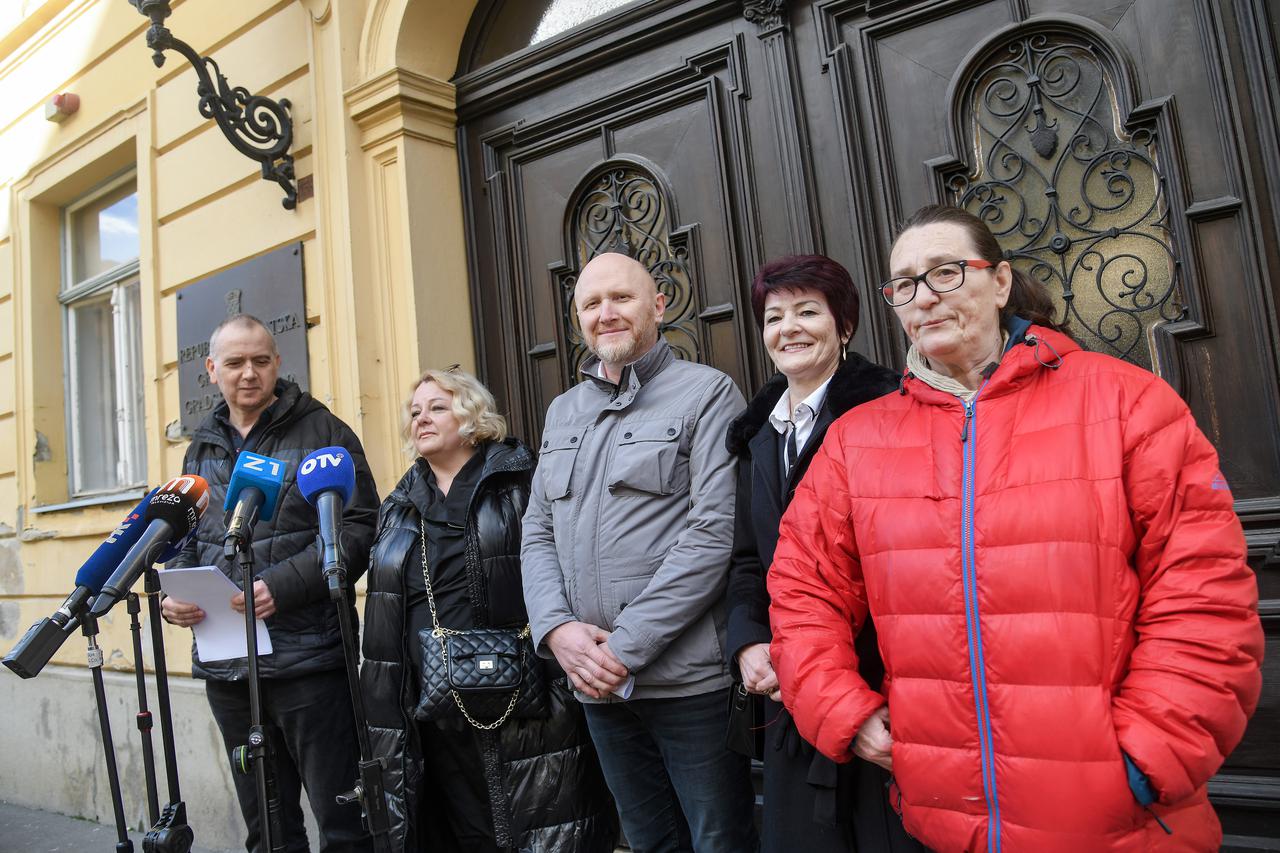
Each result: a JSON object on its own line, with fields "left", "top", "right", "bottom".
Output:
{"left": 209, "top": 313, "right": 278, "bottom": 360}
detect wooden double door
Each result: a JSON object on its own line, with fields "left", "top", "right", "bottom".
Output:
{"left": 455, "top": 0, "right": 1280, "bottom": 846}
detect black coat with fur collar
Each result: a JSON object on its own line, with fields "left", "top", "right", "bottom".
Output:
{"left": 724, "top": 350, "right": 899, "bottom": 671}
{"left": 724, "top": 352, "right": 900, "bottom": 848}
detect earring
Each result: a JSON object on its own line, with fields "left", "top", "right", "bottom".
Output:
{"left": 840, "top": 339, "right": 849, "bottom": 361}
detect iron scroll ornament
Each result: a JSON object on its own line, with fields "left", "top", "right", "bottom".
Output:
{"left": 128, "top": 0, "right": 297, "bottom": 210}
{"left": 943, "top": 29, "right": 1184, "bottom": 370}
{"left": 550, "top": 159, "right": 703, "bottom": 381}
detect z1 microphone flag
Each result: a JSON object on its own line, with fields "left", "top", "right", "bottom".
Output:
{"left": 223, "top": 452, "right": 287, "bottom": 554}
{"left": 224, "top": 451, "right": 287, "bottom": 522}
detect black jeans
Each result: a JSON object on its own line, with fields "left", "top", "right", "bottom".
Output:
{"left": 205, "top": 670, "right": 372, "bottom": 853}
{"left": 582, "top": 688, "right": 758, "bottom": 853}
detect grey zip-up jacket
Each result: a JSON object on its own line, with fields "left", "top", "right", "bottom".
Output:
{"left": 521, "top": 338, "right": 745, "bottom": 701}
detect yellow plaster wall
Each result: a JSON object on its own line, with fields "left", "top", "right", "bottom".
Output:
{"left": 0, "top": 0, "right": 324, "bottom": 678}
{"left": 0, "top": 4, "right": 501, "bottom": 836}
{"left": 0, "top": 0, "right": 486, "bottom": 698}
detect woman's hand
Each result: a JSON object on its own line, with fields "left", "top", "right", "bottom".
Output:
{"left": 853, "top": 705, "right": 894, "bottom": 770}
{"left": 736, "top": 643, "right": 780, "bottom": 700}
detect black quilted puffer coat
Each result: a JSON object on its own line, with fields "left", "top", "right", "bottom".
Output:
{"left": 171, "top": 379, "right": 379, "bottom": 680}
{"left": 360, "top": 438, "right": 618, "bottom": 853}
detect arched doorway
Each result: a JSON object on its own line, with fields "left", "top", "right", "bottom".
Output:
{"left": 451, "top": 0, "right": 1280, "bottom": 846}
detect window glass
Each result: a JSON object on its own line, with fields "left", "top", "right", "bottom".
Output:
{"left": 67, "top": 292, "right": 123, "bottom": 493}
{"left": 468, "top": 0, "right": 637, "bottom": 69}
{"left": 62, "top": 176, "right": 145, "bottom": 497}
{"left": 69, "top": 182, "right": 139, "bottom": 285}
{"left": 532, "top": 0, "right": 634, "bottom": 44}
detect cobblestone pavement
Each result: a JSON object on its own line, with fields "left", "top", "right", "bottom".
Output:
{"left": 0, "top": 800, "right": 236, "bottom": 853}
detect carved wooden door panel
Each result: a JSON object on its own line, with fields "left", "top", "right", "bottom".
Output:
{"left": 794, "top": 1, "right": 1280, "bottom": 845}
{"left": 458, "top": 6, "right": 761, "bottom": 441}
{"left": 456, "top": 0, "right": 1279, "bottom": 844}
{"left": 456, "top": 0, "right": 850, "bottom": 443}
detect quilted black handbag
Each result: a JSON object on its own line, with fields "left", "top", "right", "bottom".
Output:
{"left": 414, "top": 519, "right": 548, "bottom": 729}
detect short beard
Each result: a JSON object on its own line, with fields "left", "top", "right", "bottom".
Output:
{"left": 592, "top": 333, "right": 641, "bottom": 366}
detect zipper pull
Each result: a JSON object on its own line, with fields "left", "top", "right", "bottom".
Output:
{"left": 961, "top": 400, "right": 975, "bottom": 443}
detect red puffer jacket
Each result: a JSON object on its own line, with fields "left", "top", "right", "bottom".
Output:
{"left": 768, "top": 325, "right": 1263, "bottom": 852}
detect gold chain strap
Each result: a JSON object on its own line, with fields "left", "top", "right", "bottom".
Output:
{"left": 418, "top": 517, "right": 527, "bottom": 731}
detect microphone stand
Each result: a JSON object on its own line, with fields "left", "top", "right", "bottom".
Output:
{"left": 224, "top": 526, "right": 286, "bottom": 853}
{"left": 142, "top": 568, "right": 194, "bottom": 853}
{"left": 323, "top": 535, "right": 391, "bottom": 853}
{"left": 126, "top": 594, "right": 160, "bottom": 827}
{"left": 81, "top": 611, "right": 134, "bottom": 852}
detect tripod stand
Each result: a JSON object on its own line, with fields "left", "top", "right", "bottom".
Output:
{"left": 81, "top": 611, "right": 134, "bottom": 853}
{"left": 139, "top": 568, "right": 194, "bottom": 853}
{"left": 224, "top": 534, "right": 286, "bottom": 853}
{"left": 323, "top": 537, "right": 391, "bottom": 853}
{"left": 78, "top": 578, "right": 193, "bottom": 852}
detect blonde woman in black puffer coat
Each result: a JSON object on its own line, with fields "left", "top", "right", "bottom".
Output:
{"left": 360, "top": 367, "right": 617, "bottom": 853}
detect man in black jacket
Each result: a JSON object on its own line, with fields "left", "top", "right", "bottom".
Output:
{"left": 161, "top": 314, "right": 378, "bottom": 853}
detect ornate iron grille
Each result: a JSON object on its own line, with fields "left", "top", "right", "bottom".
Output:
{"left": 946, "top": 32, "right": 1183, "bottom": 370}
{"left": 557, "top": 162, "right": 701, "bottom": 378}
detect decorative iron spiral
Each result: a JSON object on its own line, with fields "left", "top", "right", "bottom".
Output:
{"left": 950, "top": 32, "right": 1182, "bottom": 370}
{"left": 561, "top": 164, "right": 701, "bottom": 377}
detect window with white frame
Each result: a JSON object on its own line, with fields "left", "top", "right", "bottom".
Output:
{"left": 61, "top": 174, "right": 145, "bottom": 496}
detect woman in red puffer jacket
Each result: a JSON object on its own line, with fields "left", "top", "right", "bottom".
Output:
{"left": 767, "top": 205, "right": 1264, "bottom": 852}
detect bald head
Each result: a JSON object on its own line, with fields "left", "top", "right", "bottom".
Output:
{"left": 576, "top": 252, "right": 657, "bottom": 301}
{"left": 574, "top": 252, "right": 666, "bottom": 380}
{"left": 209, "top": 313, "right": 278, "bottom": 361}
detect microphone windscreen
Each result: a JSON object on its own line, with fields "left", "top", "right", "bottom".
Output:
{"left": 72, "top": 491, "right": 155, "bottom": 592}
{"left": 296, "top": 447, "right": 356, "bottom": 508}
{"left": 223, "top": 452, "right": 287, "bottom": 521}
{"left": 157, "top": 529, "right": 195, "bottom": 565}
{"left": 145, "top": 475, "right": 212, "bottom": 539}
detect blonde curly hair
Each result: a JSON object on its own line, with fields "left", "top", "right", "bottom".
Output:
{"left": 403, "top": 366, "right": 507, "bottom": 452}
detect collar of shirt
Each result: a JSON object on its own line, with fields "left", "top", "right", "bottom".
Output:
{"left": 767, "top": 376, "right": 832, "bottom": 453}
{"left": 215, "top": 398, "right": 280, "bottom": 454}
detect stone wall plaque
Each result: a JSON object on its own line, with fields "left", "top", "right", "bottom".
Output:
{"left": 176, "top": 242, "right": 309, "bottom": 436}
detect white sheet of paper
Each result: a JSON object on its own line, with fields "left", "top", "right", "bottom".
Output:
{"left": 158, "top": 566, "right": 272, "bottom": 663}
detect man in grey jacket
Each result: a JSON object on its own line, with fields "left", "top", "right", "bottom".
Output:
{"left": 521, "top": 252, "right": 757, "bottom": 852}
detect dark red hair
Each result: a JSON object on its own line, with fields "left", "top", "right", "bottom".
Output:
{"left": 749, "top": 254, "right": 861, "bottom": 339}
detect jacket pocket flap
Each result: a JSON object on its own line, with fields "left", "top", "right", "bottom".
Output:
{"left": 538, "top": 427, "right": 585, "bottom": 500}
{"left": 539, "top": 427, "right": 587, "bottom": 453}
{"left": 617, "top": 418, "right": 683, "bottom": 445}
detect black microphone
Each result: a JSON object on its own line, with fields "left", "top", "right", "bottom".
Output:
{"left": 296, "top": 447, "right": 357, "bottom": 596}
{"left": 222, "top": 451, "right": 287, "bottom": 555}
{"left": 4, "top": 492, "right": 155, "bottom": 678}
{"left": 89, "top": 476, "right": 211, "bottom": 618}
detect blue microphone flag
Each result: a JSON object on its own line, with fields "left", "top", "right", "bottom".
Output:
{"left": 296, "top": 447, "right": 356, "bottom": 509}
{"left": 72, "top": 491, "right": 153, "bottom": 592}
{"left": 224, "top": 451, "right": 287, "bottom": 521}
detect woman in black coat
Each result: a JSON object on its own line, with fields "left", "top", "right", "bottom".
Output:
{"left": 360, "top": 367, "right": 617, "bottom": 853}
{"left": 724, "top": 256, "right": 923, "bottom": 852}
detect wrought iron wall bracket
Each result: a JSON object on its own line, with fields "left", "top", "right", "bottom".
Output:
{"left": 129, "top": 0, "right": 297, "bottom": 210}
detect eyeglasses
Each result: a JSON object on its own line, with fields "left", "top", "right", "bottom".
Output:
{"left": 879, "top": 259, "right": 996, "bottom": 307}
